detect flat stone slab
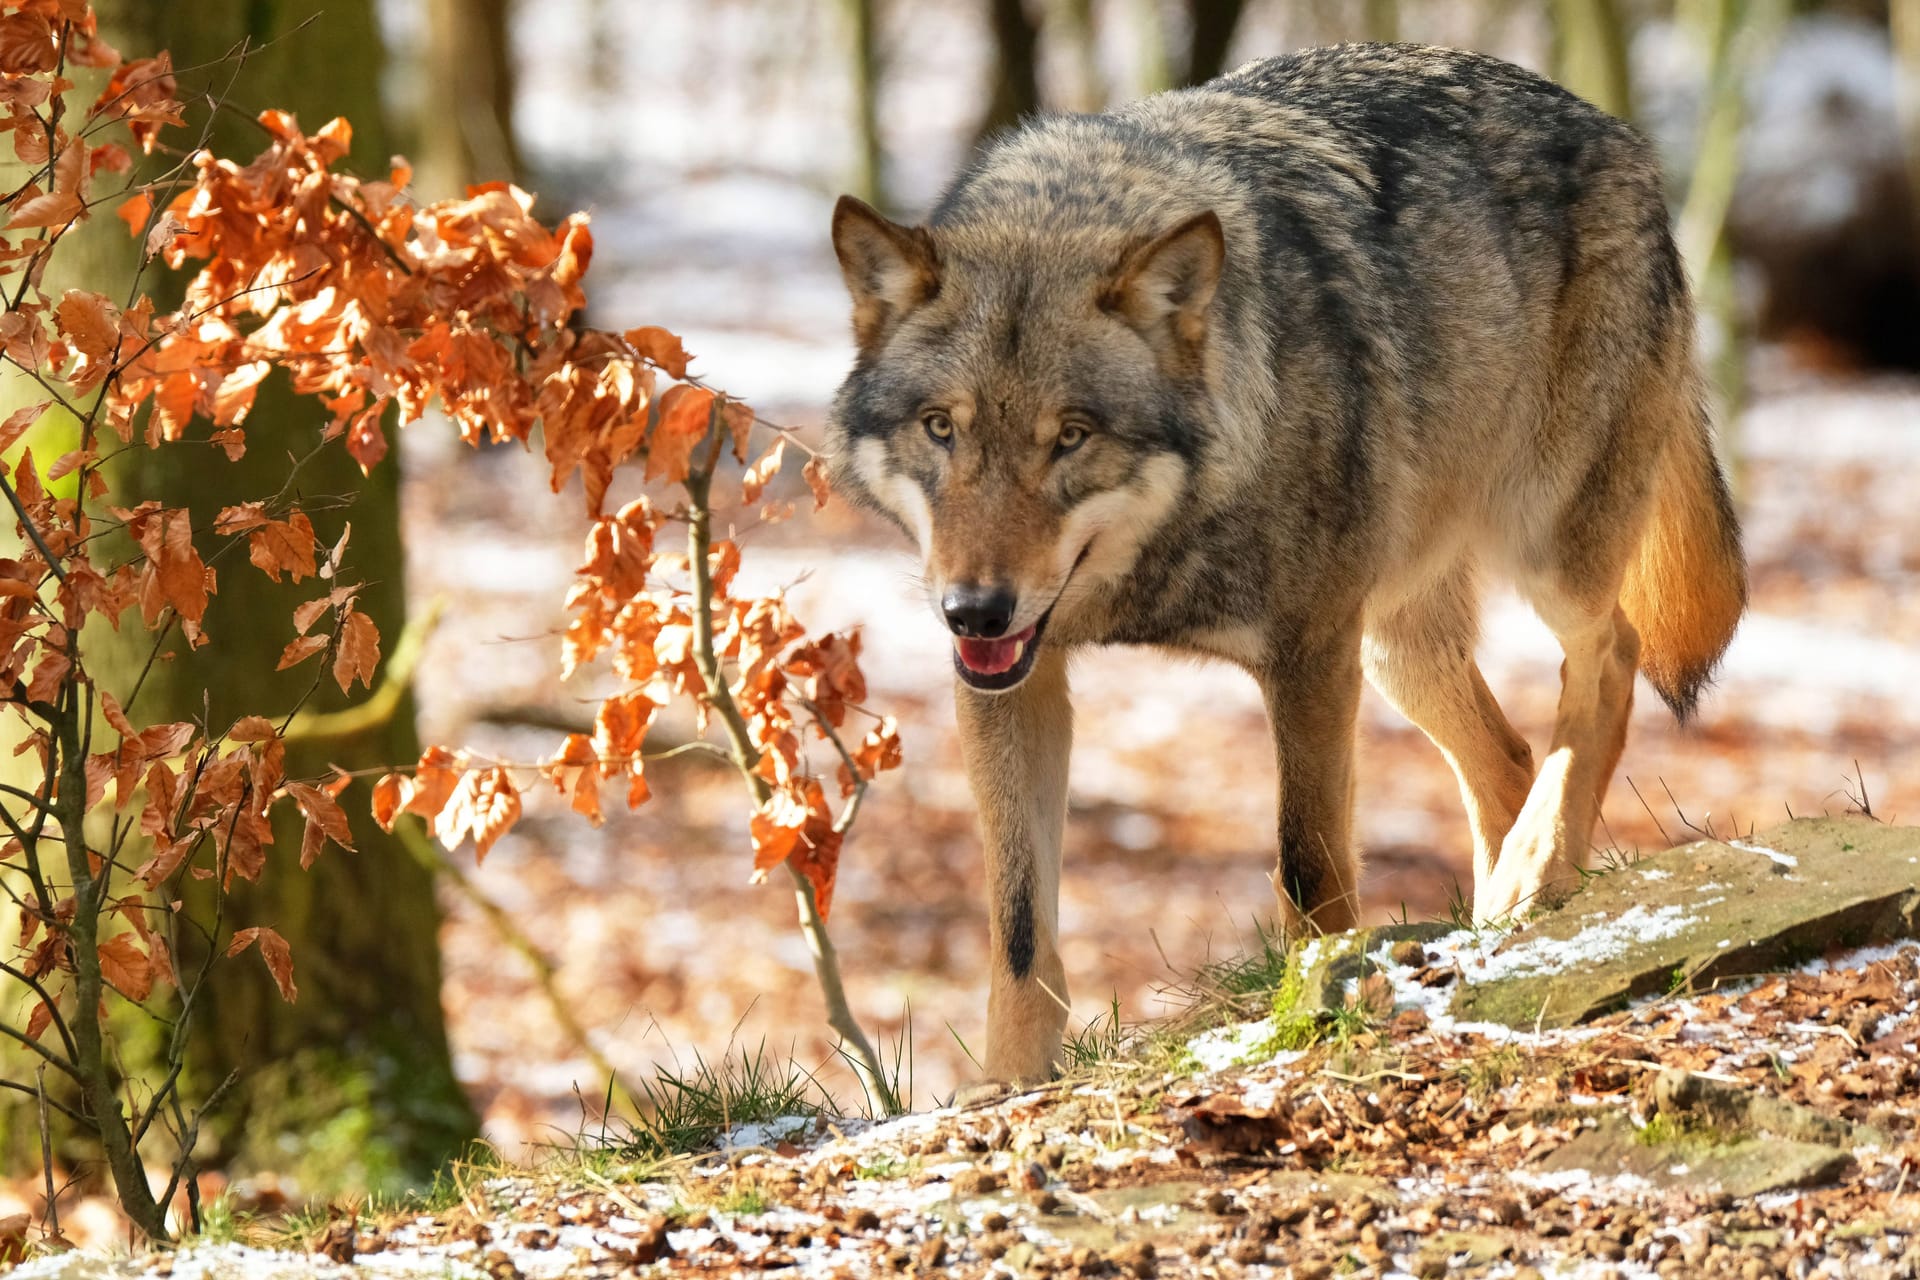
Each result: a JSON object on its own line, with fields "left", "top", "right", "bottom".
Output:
{"left": 1537, "top": 1117, "right": 1855, "bottom": 1198}
{"left": 1450, "top": 817, "right": 1920, "bottom": 1028}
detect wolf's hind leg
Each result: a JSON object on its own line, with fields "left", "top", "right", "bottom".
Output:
{"left": 956, "top": 648, "right": 1073, "bottom": 1084}
{"left": 1362, "top": 566, "right": 1535, "bottom": 898}
{"left": 1259, "top": 611, "right": 1366, "bottom": 937}
{"left": 1476, "top": 591, "right": 1639, "bottom": 924}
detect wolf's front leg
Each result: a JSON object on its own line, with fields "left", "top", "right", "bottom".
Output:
{"left": 955, "top": 647, "right": 1073, "bottom": 1084}
{"left": 1259, "top": 617, "right": 1366, "bottom": 936}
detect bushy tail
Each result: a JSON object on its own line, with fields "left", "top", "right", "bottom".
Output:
{"left": 1619, "top": 404, "right": 1747, "bottom": 723}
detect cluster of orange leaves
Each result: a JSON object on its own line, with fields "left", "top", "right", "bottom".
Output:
{"left": 2, "top": 0, "right": 897, "bottom": 1038}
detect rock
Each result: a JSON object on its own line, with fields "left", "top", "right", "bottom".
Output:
{"left": 1537, "top": 1116, "right": 1855, "bottom": 1198}
{"left": 1293, "top": 923, "right": 1455, "bottom": 1014}
{"left": 1390, "top": 938, "right": 1430, "bottom": 968}
{"left": 1452, "top": 818, "right": 1920, "bottom": 1028}
{"left": 1652, "top": 1069, "right": 1890, "bottom": 1149}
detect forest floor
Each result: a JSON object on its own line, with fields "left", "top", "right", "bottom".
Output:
{"left": 11, "top": 822, "right": 1920, "bottom": 1279}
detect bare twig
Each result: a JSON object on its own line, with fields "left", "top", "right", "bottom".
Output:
{"left": 394, "top": 820, "right": 632, "bottom": 1102}
{"left": 36, "top": 1064, "right": 58, "bottom": 1240}
{"left": 683, "top": 423, "right": 900, "bottom": 1116}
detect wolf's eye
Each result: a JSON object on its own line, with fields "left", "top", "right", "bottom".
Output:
{"left": 922, "top": 411, "right": 954, "bottom": 446}
{"left": 1055, "top": 422, "right": 1091, "bottom": 454}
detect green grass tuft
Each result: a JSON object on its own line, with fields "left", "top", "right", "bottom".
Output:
{"left": 601, "top": 1042, "right": 832, "bottom": 1161}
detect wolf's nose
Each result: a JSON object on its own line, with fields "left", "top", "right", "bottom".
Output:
{"left": 942, "top": 584, "right": 1016, "bottom": 638}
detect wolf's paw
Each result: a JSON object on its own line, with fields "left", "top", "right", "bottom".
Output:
{"left": 950, "top": 1079, "right": 1014, "bottom": 1109}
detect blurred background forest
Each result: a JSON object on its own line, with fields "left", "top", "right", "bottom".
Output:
{"left": 7, "top": 0, "right": 1920, "bottom": 1236}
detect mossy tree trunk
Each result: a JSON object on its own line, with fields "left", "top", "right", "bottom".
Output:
{"left": 416, "top": 0, "right": 523, "bottom": 199}
{"left": 69, "top": 0, "right": 476, "bottom": 1196}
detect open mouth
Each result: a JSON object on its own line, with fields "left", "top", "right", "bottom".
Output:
{"left": 952, "top": 608, "right": 1051, "bottom": 692}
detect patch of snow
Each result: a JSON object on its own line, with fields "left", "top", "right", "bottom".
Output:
{"left": 1467, "top": 904, "right": 1707, "bottom": 982}
{"left": 720, "top": 1114, "right": 817, "bottom": 1150}
{"left": 1185, "top": 1017, "right": 1278, "bottom": 1072}
{"left": 1637, "top": 868, "right": 1673, "bottom": 880}
{"left": 1793, "top": 939, "right": 1920, "bottom": 975}
{"left": 1729, "top": 839, "right": 1799, "bottom": 868}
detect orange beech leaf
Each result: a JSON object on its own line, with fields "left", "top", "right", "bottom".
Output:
{"left": 345, "top": 402, "right": 388, "bottom": 473}
{"left": 246, "top": 513, "right": 316, "bottom": 583}
{"left": 210, "top": 361, "right": 269, "bottom": 427}
{"left": 708, "top": 539, "right": 741, "bottom": 597}
{"left": 138, "top": 760, "right": 177, "bottom": 838}
{"left": 625, "top": 325, "right": 691, "bottom": 379}
{"left": 290, "top": 595, "right": 333, "bottom": 637}
{"left": 276, "top": 634, "right": 327, "bottom": 670}
{"left": 5, "top": 185, "right": 81, "bottom": 230}
{"left": 544, "top": 733, "right": 603, "bottom": 825}
{"left": 332, "top": 609, "right": 379, "bottom": 693}
{"left": 720, "top": 397, "right": 754, "bottom": 462}
{"left": 97, "top": 933, "right": 153, "bottom": 1002}
{"left": 839, "top": 715, "right": 904, "bottom": 796}
{"left": 224, "top": 926, "right": 297, "bottom": 1002}
{"left": 287, "top": 781, "right": 355, "bottom": 869}
{"left": 213, "top": 502, "right": 269, "bottom": 534}
{"left": 23, "top": 649, "right": 67, "bottom": 703}
{"left": 741, "top": 438, "right": 785, "bottom": 505}
{"left": 0, "top": 401, "right": 47, "bottom": 453}
{"left": 99, "top": 686, "right": 136, "bottom": 738}
{"left": 24, "top": 999, "right": 51, "bottom": 1042}
{"left": 53, "top": 289, "right": 119, "bottom": 384}
{"left": 114, "top": 189, "right": 150, "bottom": 235}
{"left": 803, "top": 457, "right": 832, "bottom": 510}
{"left": 645, "top": 384, "right": 714, "bottom": 484}
{"left": 750, "top": 778, "right": 843, "bottom": 916}
{"left": 97, "top": 53, "right": 182, "bottom": 153}
{"left": 136, "top": 507, "right": 207, "bottom": 626}
{"left": 0, "top": 12, "right": 58, "bottom": 76}
{"left": 407, "top": 746, "right": 463, "bottom": 823}
{"left": 370, "top": 772, "right": 404, "bottom": 831}
{"left": 438, "top": 766, "right": 521, "bottom": 861}
{"left": 228, "top": 715, "right": 277, "bottom": 743}
{"left": 89, "top": 142, "right": 133, "bottom": 177}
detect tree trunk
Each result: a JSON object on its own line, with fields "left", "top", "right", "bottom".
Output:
{"left": 839, "top": 0, "right": 885, "bottom": 208}
{"left": 1048, "top": 0, "right": 1106, "bottom": 111}
{"left": 75, "top": 0, "right": 474, "bottom": 1196}
{"left": 1182, "top": 0, "right": 1245, "bottom": 86}
{"left": 416, "top": 0, "right": 523, "bottom": 199}
{"left": 976, "top": 0, "right": 1042, "bottom": 146}
{"left": 1551, "top": 0, "right": 1633, "bottom": 120}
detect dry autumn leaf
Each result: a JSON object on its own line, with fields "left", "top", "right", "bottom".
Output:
{"left": 625, "top": 325, "right": 691, "bottom": 379}
{"left": 226, "top": 925, "right": 297, "bottom": 1002}
{"left": 332, "top": 608, "right": 379, "bottom": 693}
{"left": 97, "top": 933, "right": 153, "bottom": 1002}
{"left": 287, "top": 780, "right": 355, "bottom": 868}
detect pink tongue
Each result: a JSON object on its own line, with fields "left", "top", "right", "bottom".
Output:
{"left": 956, "top": 626, "right": 1034, "bottom": 675}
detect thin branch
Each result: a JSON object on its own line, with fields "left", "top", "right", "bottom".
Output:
{"left": 36, "top": 1064, "right": 58, "bottom": 1239}
{"left": 0, "top": 1076, "right": 84, "bottom": 1124}
{"left": 800, "top": 698, "right": 870, "bottom": 837}
{"left": 682, "top": 422, "right": 899, "bottom": 1116}
{"left": 0, "top": 959, "right": 79, "bottom": 1063}
{"left": 0, "top": 472, "right": 70, "bottom": 586}
{"left": 395, "top": 821, "right": 632, "bottom": 1102}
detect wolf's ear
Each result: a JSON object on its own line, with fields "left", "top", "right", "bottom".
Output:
{"left": 1100, "top": 211, "right": 1225, "bottom": 362}
{"left": 831, "top": 195, "right": 941, "bottom": 353}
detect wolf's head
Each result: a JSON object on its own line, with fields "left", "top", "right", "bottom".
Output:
{"left": 825, "top": 195, "right": 1224, "bottom": 693}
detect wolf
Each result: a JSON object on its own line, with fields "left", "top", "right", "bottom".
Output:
{"left": 825, "top": 44, "right": 1746, "bottom": 1083}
